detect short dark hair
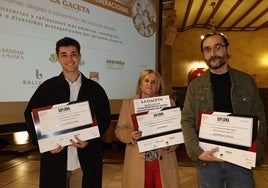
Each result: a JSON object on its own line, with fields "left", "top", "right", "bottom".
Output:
{"left": 200, "top": 32, "right": 229, "bottom": 52}
{"left": 55, "top": 37, "right": 81, "bottom": 55}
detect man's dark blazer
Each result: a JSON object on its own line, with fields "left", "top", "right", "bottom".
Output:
{"left": 24, "top": 73, "right": 111, "bottom": 188}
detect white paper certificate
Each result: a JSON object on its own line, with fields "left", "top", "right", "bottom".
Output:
{"left": 32, "top": 101, "right": 100, "bottom": 153}
{"left": 198, "top": 112, "right": 257, "bottom": 169}
{"left": 199, "top": 114, "right": 253, "bottom": 147}
{"left": 199, "top": 142, "right": 256, "bottom": 169}
{"left": 137, "top": 107, "right": 181, "bottom": 137}
{"left": 135, "top": 107, "right": 184, "bottom": 152}
{"left": 133, "top": 95, "right": 171, "bottom": 113}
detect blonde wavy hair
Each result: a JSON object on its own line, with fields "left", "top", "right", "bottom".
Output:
{"left": 135, "top": 69, "right": 165, "bottom": 96}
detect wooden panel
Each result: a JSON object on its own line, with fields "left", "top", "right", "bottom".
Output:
{"left": 171, "top": 87, "right": 187, "bottom": 107}
{"left": 259, "top": 88, "right": 268, "bottom": 127}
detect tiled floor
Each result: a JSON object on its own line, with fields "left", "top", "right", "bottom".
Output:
{"left": 0, "top": 147, "right": 268, "bottom": 188}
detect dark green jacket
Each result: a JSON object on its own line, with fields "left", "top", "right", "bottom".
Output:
{"left": 181, "top": 66, "right": 266, "bottom": 166}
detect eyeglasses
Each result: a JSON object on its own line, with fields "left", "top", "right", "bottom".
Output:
{"left": 202, "top": 43, "right": 225, "bottom": 54}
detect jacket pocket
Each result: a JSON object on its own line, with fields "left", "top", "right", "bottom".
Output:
{"left": 233, "top": 94, "right": 252, "bottom": 113}
{"left": 194, "top": 94, "right": 210, "bottom": 109}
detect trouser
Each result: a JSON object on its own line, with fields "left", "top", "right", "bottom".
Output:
{"left": 66, "top": 171, "right": 72, "bottom": 188}
{"left": 197, "top": 161, "right": 255, "bottom": 188}
{"left": 145, "top": 160, "right": 163, "bottom": 188}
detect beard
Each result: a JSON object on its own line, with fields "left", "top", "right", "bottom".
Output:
{"left": 206, "top": 56, "right": 227, "bottom": 70}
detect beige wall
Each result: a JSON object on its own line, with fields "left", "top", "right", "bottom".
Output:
{"left": 171, "top": 28, "right": 268, "bottom": 88}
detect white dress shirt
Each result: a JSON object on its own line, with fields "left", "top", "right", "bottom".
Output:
{"left": 66, "top": 74, "right": 82, "bottom": 171}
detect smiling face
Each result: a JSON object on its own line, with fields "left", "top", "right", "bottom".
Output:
{"left": 202, "top": 34, "right": 229, "bottom": 74}
{"left": 139, "top": 72, "right": 159, "bottom": 98}
{"left": 57, "top": 45, "right": 81, "bottom": 75}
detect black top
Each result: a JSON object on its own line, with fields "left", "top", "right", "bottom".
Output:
{"left": 210, "top": 71, "right": 233, "bottom": 113}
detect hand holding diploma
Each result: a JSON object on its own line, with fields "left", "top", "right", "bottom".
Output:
{"left": 132, "top": 130, "right": 142, "bottom": 141}
{"left": 198, "top": 147, "right": 224, "bottom": 162}
{"left": 70, "top": 136, "right": 88, "bottom": 148}
{"left": 50, "top": 136, "right": 88, "bottom": 154}
{"left": 31, "top": 101, "right": 100, "bottom": 153}
{"left": 133, "top": 107, "right": 184, "bottom": 152}
{"left": 50, "top": 145, "right": 65, "bottom": 154}
{"left": 198, "top": 111, "right": 258, "bottom": 169}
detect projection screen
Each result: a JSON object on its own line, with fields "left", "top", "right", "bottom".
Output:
{"left": 0, "top": 0, "right": 161, "bottom": 124}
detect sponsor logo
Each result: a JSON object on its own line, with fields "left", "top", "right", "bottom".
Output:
{"left": 23, "top": 69, "right": 43, "bottom": 89}
{"left": 49, "top": 53, "right": 57, "bottom": 63}
{"left": 0, "top": 48, "right": 24, "bottom": 61}
{"left": 106, "top": 59, "right": 125, "bottom": 71}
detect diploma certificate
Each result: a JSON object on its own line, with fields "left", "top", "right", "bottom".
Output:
{"left": 199, "top": 114, "right": 253, "bottom": 147}
{"left": 32, "top": 101, "right": 100, "bottom": 153}
{"left": 134, "top": 107, "right": 184, "bottom": 152}
{"left": 137, "top": 107, "right": 181, "bottom": 137}
{"left": 198, "top": 111, "right": 258, "bottom": 169}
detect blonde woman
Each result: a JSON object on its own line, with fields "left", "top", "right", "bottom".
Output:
{"left": 115, "top": 69, "right": 180, "bottom": 188}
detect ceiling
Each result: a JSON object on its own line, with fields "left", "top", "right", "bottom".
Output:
{"left": 162, "top": 0, "right": 268, "bottom": 32}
